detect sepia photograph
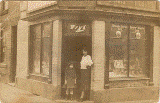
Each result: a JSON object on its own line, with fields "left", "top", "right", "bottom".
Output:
{"left": 0, "top": 0, "right": 159, "bottom": 103}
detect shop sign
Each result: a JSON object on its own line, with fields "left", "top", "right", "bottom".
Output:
{"left": 70, "top": 25, "right": 86, "bottom": 32}
{"left": 114, "top": 60, "right": 124, "bottom": 68}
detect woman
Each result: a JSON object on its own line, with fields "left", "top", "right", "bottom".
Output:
{"left": 79, "top": 48, "right": 93, "bottom": 102}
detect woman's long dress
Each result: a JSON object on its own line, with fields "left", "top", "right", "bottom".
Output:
{"left": 80, "top": 55, "right": 93, "bottom": 91}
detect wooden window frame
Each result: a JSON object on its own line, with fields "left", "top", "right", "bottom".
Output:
{"left": 105, "top": 22, "right": 153, "bottom": 88}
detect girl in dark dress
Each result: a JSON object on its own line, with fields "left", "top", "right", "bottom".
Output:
{"left": 64, "top": 62, "right": 77, "bottom": 100}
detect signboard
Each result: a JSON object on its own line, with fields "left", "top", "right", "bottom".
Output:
{"left": 70, "top": 25, "right": 86, "bottom": 33}
{"left": 64, "top": 22, "right": 90, "bottom": 36}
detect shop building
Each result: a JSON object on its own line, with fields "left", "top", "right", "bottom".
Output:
{"left": 0, "top": 1, "right": 20, "bottom": 83}
{"left": 16, "top": 1, "right": 160, "bottom": 102}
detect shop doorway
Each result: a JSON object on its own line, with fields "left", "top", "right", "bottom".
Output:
{"left": 61, "top": 21, "right": 92, "bottom": 100}
{"left": 10, "top": 25, "right": 17, "bottom": 83}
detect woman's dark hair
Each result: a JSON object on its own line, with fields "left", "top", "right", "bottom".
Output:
{"left": 82, "top": 47, "right": 88, "bottom": 52}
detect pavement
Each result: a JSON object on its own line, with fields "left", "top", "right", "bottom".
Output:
{"left": 0, "top": 83, "right": 94, "bottom": 103}
{"left": 0, "top": 83, "right": 55, "bottom": 103}
{"left": 0, "top": 82, "right": 159, "bottom": 103}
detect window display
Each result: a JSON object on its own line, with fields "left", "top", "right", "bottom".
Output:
{"left": 109, "top": 24, "right": 148, "bottom": 78}
{"left": 109, "top": 24, "right": 128, "bottom": 77}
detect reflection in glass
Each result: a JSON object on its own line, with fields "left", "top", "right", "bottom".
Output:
{"left": 32, "top": 24, "right": 41, "bottom": 74}
{"left": 42, "top": 22, "right": 52, "bottom": 75}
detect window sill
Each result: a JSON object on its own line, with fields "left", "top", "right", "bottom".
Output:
{"left": 108, "top": 77, "right": 150, "bottom": 88}
{"left": 0, "top": 63, "right": 7, "bottom": 68}
{"left": 28, "top": 73, "right": 51, "bottom": 84}
{"left": 29, "top": 73, "right": 49, "bottom": 78}
{"left": 109, "top": 77, "right": 150, "bottom": 81}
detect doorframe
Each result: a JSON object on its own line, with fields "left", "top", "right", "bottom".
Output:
{"left": 61, "top": 20, "right": 92, "bottom": 99}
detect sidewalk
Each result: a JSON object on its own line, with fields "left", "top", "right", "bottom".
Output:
{"left": 0, "top": 83, "right": 55, "bottom": 103}
{"left": 0, "top": 83, "right": 94, "bottom": 103}
{"left": 0, "top": 82, "right": 159, "bottom": 103}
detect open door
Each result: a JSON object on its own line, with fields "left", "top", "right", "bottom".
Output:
{"left": 61, "top": 21, "right": 92, "bottom": 100}
{"left": 10, "top": 25, "right": 17, "bottom": 83}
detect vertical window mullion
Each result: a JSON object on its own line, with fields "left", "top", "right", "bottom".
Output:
{"left": 105, "top": 22, "right": 111, "bottom": 88}
{"left": 49, "top": 21, "right": 53, "bottom": 83}
{"left": 0, "top": 31, "right": 2, "bottom": 63}
{"left": 127, "top": 25, "right": 130, "bottom": 77}
{"left": 40, "top": 24, "right": 43, "bottom": 74}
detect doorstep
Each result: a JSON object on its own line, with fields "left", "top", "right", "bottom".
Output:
{"left": 8, "top": 83, "right": 15, "bottom": 87}
{"left": 55, "top": 100, "right": 94, "bottom": 103}
{"left": 109, "top": 99, "right": 159, "bottom": 103}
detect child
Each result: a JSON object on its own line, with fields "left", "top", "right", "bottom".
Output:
{"left": 64, "top": 61, "right": 77, "bottom": 100}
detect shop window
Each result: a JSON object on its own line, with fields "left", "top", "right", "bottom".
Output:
{"left": 129, "top": 25, "right": 147, "bottom": 77}
{"left": 30, "top": 22, "right": 52, "bottom": 76}
{"left": 108, "top": 23, "right": 149, "bottom": 78}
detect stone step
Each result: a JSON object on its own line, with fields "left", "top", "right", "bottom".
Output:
{"left": 55, "top": 100, "right": 94, "bottom": 103}
{"left": 7, "top": 83, "right": 15, "bottom": 87}
{"left": 109, "top": 99, "right": 159, "bottom": 103}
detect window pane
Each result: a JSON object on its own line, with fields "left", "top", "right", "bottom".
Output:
{"left": 109, "top": 24, "right": 128, "bottom": 78}
{"left": 42, "top": 22, "right": 52, "bottom": 75}
{"left": 32, "top": 24, "right": 41, "bottom": 74}
{"left": 129, "top": 25, "right": 147, "bottom": 77}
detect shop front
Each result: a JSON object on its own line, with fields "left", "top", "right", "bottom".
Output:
{"left": 16, "top": 1, "right": 160, "bottom": 103}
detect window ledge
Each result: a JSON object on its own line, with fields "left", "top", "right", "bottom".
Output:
{"left": 29, "top": 73, "right": 49, "bottom": 78}
{"left": 28, "top": 73, "right": 51, "bottom": 84}
{"left": 109, "top": 77, "right": 150, "bottom": 81}
{"left": 0, "top": 63, "right": 7, "bottom": 68}
{"left": 108, "top": 77, "right": 150, "bottom": 88}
